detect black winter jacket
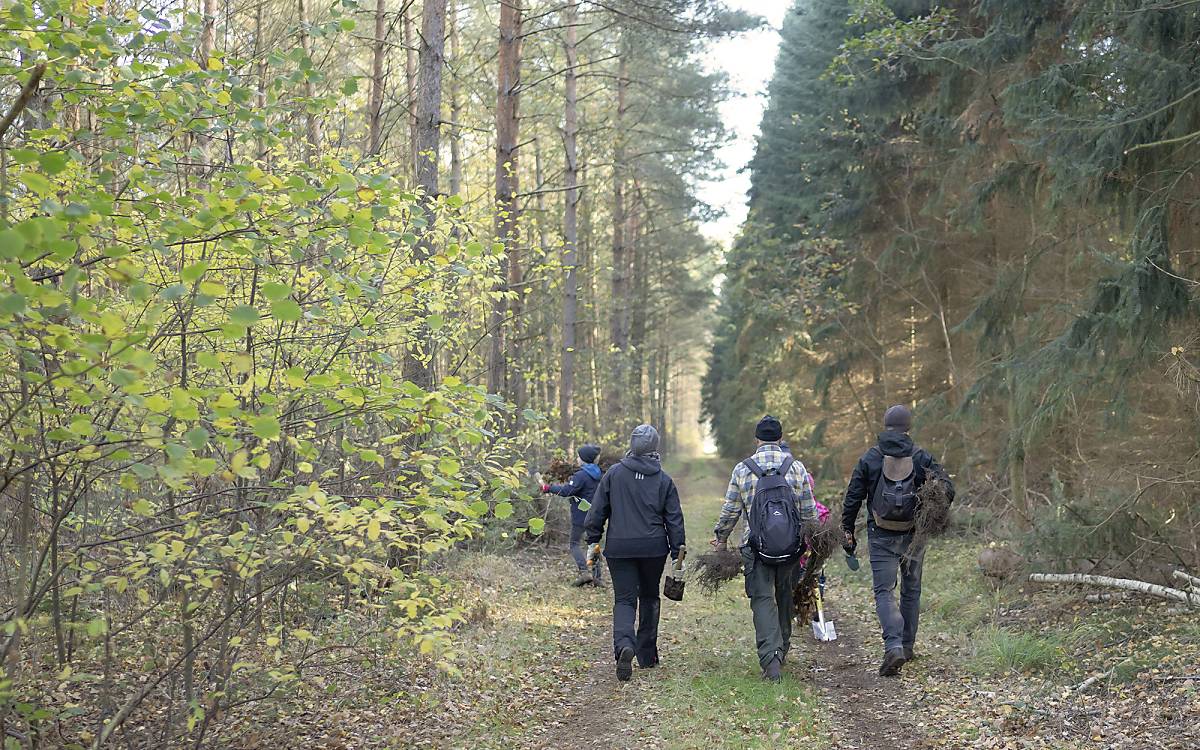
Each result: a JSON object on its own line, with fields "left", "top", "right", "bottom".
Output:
{"left": 842, "top": 431, "right": 954, "bottom": 536}
{"left": 584, "top": 454, "right": 685, "bottom": 559}
{"left": 548, "top": 464, "right": 602, "bottom": 526}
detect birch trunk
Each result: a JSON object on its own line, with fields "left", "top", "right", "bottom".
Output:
{"left": 1030, "top": 573, "right": 1200, "bottom": 607}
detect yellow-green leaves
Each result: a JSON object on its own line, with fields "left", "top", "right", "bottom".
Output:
{"left": 0, "top": 229, "right": 26, "bottom": 259}
{"left": 181, "top": 261, "right": 209, "bottom": 284}
{"left": 271, "top": 299, "right": 303, "bottom": 321}
{"left": 261, "top": 282, "right": 292, "bottom": 301}
{"left": 250, "top": 415, "right": 281, "bottom": 440}
{"left": 229, "top": 305, "right": 260, "bottom": 327}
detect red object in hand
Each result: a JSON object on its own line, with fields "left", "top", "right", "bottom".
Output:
{"left": 540, "top": 484, "right": 550, "bottom": 493}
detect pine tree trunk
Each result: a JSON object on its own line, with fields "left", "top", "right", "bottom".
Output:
{"left": 607, "top": 45, "right": 630, "bottom": 422}
{"left": 403, "top": 5, "right": 418, "bottom": 177}
{"left": 366, "top": 0, "right": 387, "bottom": 155}
{"left": 200, "top": 0, "right": 216, "bottom": 66}
{"left": 488, "top": 0, "right": 522, "bottom": 402}
{"left": 559, "top": 0, "right": 580, "bottom": 449}
{"left": 580, "top": 161, "right": 601, "bottom": 436}
{"left": 628, "top": 192, "right": 646, "bottom": 420}
{"left": 254, "top": 0, "right": 267, "bottom": 160}
{"left": 448, "top": 1, "right": 463, "bottom": 196}
{"left": 297, "top": 0, "right": 318, "bottom": 160}
{"left": 414, "top": 0, "right": 446, "bottom": 202}
{"left": 198, "top": 0, "right": 217, "bottom": 167}
{"left": 404, "top": 0, "right": 447, "bottom": 391}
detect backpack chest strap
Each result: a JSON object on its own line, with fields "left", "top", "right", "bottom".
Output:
{"left": 872, "top": 511, "right": 915, "bottom": 532}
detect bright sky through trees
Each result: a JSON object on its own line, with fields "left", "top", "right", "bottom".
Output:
{"left": 700, "top": 0, "right": 792, "bottom": 245}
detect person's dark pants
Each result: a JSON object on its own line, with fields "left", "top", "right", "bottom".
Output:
{"left": 569, "top": 524, "right": 603, "bottom": 582}
{"left": 569, "top": 524, "right": 588, "bottom": 572}
{"left": 606, "top": 556, "right": 666, "bottom": 667}
{"left": 741, "top": 545, "right": 798, "bottom": 669}
{"left": 868, "top": 528, "right": 925, "bottom": 654}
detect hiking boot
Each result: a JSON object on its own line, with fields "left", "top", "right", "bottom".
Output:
{"left": 879, "top": 648, "right": 907, "bottom": 677}
{"left": 572, "top": 571, "right": 593, "bottom": 587}
{"left": 762, "top": 656, "right": 782, "bottom": 683}
{"left": 616, "top": 647, "right": 635, "bottom": 682}
{"left": 903, "top": 646, "right": 916, "bottom": 662}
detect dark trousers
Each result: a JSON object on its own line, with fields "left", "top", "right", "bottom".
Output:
{"left": 741, "top": 545, "right": 798, "bottom": 668}
{"left": 569, "top": 524, "right": 603, "bottom": 581}
{"left": 569, "top": 524, "right": 588, "bottom": 572}
{"left": 606, "top": 556, "right": 666, "bottom": 666}
{"left": 868, "top": 529, "right": 925, "bottom": 653}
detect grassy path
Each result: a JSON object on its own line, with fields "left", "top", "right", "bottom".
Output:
{"left": 402, "top": 457, "right": 825, "bottom": 748}
{"left": 397, "top": 456, "right": 1200, "bottom": 749}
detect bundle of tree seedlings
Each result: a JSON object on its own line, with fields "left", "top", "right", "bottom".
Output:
{"left": 694, "top": 547, "right": 743, "bottom": 594}
{"left": 910, "top": 475, "right": 954, "bottom": 555}
{"left": 543, "top": 456, "right": 576, "bottom": 483}
{"left": 793, "top": 519, "right": 841, "bottom": 622}
{"left": 543, "top": 450, "right": 623, "bottom": 484}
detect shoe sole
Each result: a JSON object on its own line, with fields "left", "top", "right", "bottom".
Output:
{"left": 879, "top": 652, "right": 907, "bottom": 677}
{"left": 616, "top": 647, "right": 635, "bottom": 682}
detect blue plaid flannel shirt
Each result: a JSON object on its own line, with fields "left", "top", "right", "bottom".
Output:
{"left": 714, "top": 444, "right": 817, "bottom": 547}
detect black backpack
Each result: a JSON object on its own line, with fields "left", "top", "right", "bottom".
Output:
{"left": 744, "top": 456, "right": 804, "bottom": 565}
{"left": 870, "top": 455, "right": 919, "bottom": 532}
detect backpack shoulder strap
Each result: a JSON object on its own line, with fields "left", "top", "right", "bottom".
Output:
{"left": 742, "top": 457, "right": 765, "bottom": 478}
{"left": 778, "top": 455, "right": 795, "bottom": 477}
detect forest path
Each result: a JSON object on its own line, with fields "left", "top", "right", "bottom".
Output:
{"left": 802, "top": 599, "right": 930, "bottom": 749}
{"left": 407, "top": 457, "right": 1200, "bottom": 750}
{"left": 525, "top": 456, "right": 833, "bottom": 748}
{"left": 526, "top": 455, "right": 946, "bottom": 749}
{"left": 421, "top": 457, "right": 958, "bottom": 749}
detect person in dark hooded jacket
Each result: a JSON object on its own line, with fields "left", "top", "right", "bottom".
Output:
{"left": 541, "top": 444, "right": 604, "bottom": 586}
{"left": 584, "top": 424, "right": 685, "bottom": 682}
{"left": 842, "top": 405, "right": 955, "bottom": 677}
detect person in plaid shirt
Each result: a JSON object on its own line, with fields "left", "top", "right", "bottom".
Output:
{"left": 712, "top": 415, "right": 817, "bottom": 682}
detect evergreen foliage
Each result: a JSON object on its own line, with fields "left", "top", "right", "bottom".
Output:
{"left": 705, "top": 0, "right": 1200, "bottom": 573}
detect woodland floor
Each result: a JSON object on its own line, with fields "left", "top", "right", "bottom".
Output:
{"left": 260, "top": 458, "right": 1199, "bottom": 749}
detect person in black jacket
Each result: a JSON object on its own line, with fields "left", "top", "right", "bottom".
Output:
{"left": 842, "top": 405, "right": 955, "bottom": 677}
{"left": 541, "top": 444, "right": 604, "bottom": 587}
{"left": 584, "top": 424, "right": 685, "bottom": 682}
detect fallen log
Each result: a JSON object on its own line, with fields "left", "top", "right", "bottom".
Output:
{"left": 1029, "top": 573, "right": 1200, "bottom": 607}
{"left": 1171, "top": 570, "right": 1200, "bottom": 592}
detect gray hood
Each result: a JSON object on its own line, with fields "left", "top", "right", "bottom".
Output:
{"left": 628, "top": 424, "right": 660, "bottom": 456}
{"left": 620, "top": 453, "right": 662, "bottom": 476}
